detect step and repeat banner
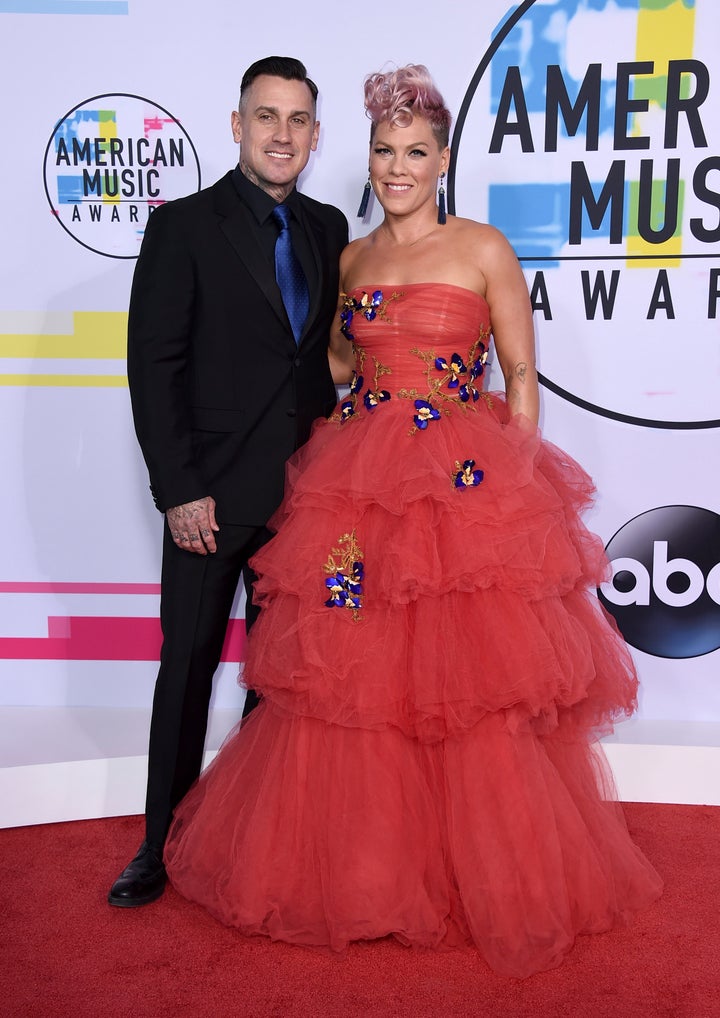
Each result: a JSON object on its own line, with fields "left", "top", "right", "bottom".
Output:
{"left": 1, "top": 0, "right": 718, "bottom": 727}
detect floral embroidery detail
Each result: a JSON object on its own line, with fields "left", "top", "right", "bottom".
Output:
{"left": 413, "top": 399, "right": 442, "bottom": 430}
{"left": 471, "top": 341, "right": 489, "bottom": 380}
{"left": 435, "top": 352, "right": 467, "bottom": 389}
{"left": 337, "top": 293, "right": 491, "bottom": 434}
{"left": 332, "top": 352, "right": 392, "bottom": 425}
{"left": 339, "top": 289, "right": 402, "bottom": 341}
{"left": 397, "top": 327, "right": 493, "bottom": 432}
{"left": 453, "top": 459, "right": 484, "bottom": 489}
{"left": 364, "top": 389, "right": 391, "bottom": 411}
{"left": 458, "top": 383, "right": 480, "bottom": 404}
{"left": 331, "top": 356, "right": 366, "bottom": 424}
{"left": 456, "top": 341, "right": 490, "bottom": 402}
{"left": 333, "top": 291, "right": 398, "bottom": 425}
{"left": 339, "top": 399, "right": 355, "bottom": 421}
{"left": 324, "top": 531, "right": 365, "bottom": 619}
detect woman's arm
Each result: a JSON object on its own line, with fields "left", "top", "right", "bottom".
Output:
{"left": 482, "top": 227, "right": 539, "bottom": 427}
{"left": 327, "top": 244, "right": 362, "bottom": 385}
{"left": 328, "top": 290, "right": 356, "bottom": 384}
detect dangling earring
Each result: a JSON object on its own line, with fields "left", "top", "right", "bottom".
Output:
{"left": 357, "top": 174, "right": 372, "bottom": 219}
{"left": 437, "top": 172, "right": 447, "bottom": 225}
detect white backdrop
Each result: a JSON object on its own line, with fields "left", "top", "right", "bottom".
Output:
{"left": 1, "top": 0, "right": 718, "bottom": 741}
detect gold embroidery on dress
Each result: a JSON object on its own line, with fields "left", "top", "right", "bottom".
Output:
{"left": 339, "top": 289, "right": 403, "bottom": 341}
{"left": 397, "top": 327, "right": 493, "bottom": 435}
{"left": 324, "top": 530, "right": 365, "bottom": 620}
{"left": 330, "top": 350, "right": 367, "bottom": 424}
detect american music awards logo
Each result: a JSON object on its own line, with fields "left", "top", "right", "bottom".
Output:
{"left": 43, "top": 93, "right": 201, "bottom": 259}
{"left": 449, "top": 0, "right": 720, "bottom": 430}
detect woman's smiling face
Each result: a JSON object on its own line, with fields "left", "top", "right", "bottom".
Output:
{"left": 369, "top": 116, "right": 449, "bottom": 218}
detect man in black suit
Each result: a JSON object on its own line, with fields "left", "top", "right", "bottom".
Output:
{"left": 109, "top": 56, "right": 348, "bottom": 907}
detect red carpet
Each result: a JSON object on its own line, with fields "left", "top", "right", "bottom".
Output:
{"left": 2, "top": 804, "right": 719, "bottom": 1017}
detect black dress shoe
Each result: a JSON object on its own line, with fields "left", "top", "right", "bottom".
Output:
{"left": 108, "top": 840, "right": 167, "bottom": 908}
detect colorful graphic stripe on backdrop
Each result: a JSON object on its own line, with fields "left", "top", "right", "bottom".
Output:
{"left": 0, "top": 2, "right": 128, "bottom": 14}
{"left": 489, "top": 0, "right": 697, "bottom": 268}
{"left": 628, "top": 0, "right": 696, "bottom": 265}
{"left": 0, "top": 584, "right": 247, "bottom": 661}
{"left": 0, "top": 311, "right": 127, "bottom": 386}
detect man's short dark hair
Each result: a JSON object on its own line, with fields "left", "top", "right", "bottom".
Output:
{"left": 239, "top": 56, "right": 318, "bottom": 111}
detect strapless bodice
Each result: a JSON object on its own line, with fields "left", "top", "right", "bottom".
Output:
{"left": 338, "top": 283, "right": 492, "bottom": 424}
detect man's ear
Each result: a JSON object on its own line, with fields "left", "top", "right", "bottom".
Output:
{"left": 231, "top": 110, "right": 242, "bottom": 144}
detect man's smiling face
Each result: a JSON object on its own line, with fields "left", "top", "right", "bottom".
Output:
{"left": 231, "top": 74, "right": 319, "bottom": 199}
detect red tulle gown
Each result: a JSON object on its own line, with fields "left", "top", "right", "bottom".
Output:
{"left": 164, "top": 283, "right": 662, "bottom": 978}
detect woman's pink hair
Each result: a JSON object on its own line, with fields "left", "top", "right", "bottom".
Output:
{"left": 364, "top": 64, "right": 452, "bottom": 148}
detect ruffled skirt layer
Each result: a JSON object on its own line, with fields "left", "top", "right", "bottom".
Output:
{"left": 165, "top": 395, "right": 662, "bottom": 977}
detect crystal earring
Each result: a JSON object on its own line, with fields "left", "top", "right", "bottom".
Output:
{"left": 357, "top": 174, "right": 372, "bottom": 219}
{"left": 437, "top": 172, "right": 447, "bottom": 225}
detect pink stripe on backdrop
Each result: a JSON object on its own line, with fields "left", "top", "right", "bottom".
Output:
{"left": 0, "top": 582, "right": 162, "bottom": 594}
{"left": 0, "top": 617, "right": 247, "bottom": 662}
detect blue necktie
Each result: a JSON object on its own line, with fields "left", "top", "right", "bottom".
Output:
{"left": 272, "top": 204, "right": 309, "bottom": 344}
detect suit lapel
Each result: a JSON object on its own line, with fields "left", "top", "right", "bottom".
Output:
{"left": 296, "top": 197, "right": 327, "bottom": 347}
{"left": 213, "top": 176, "right": 290, "bottom": 336}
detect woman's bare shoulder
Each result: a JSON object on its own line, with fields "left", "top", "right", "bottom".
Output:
{"left": 450, "top": 216, "right": 512, "bottom": 249}
{"left": 340, "top": 233, "right": 375, "bottom": 279}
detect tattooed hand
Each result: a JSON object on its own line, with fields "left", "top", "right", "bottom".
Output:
{"left": 166, "top": 496, "right": 219, "bottom": 555}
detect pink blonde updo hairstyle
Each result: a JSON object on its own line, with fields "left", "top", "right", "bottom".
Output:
{"left": 363, "top": 64, "right": 452, "bottom": 148}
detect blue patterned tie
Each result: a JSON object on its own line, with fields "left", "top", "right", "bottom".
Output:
{"left": 272, "top": 204, "right": 309, "bottom": 344}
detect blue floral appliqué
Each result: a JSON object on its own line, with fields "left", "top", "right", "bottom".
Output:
{"left": 401, "top": 328, "right": 492, "bottom": 433}
{"left": 458, "top": 342, "right": 489, "bottom": 402}
{"left": 454, "top": 459, "right": 484, "bottom": 489}
{"left": 339, "top": 400, "right": 355, "bottom": 421}
{"left": 335, "top": 371, "right": 363, "bottom": 424}
{"left": 339, "top": 289, "right": 402, "bottom": 341}
{"left": 364, "top": 389, "right": 391, "bottom": 411}
{"left": 333, "top": 354, "right": 393, "bottom": 425}
{"left": 471, "top": 341, "right": 489, "bottom": 380}
{"left": 458, "top": 383, "right": 481, "bottom": 404}
{"left": 324, "top": 531, "right": 365, "bottom": 620}
{"left": 413, "top": 399, "right": 442, "bottom": 430}
{"left": 340, "top": 290, "right": 384, "bottom": 341}
{"left": 435, "top": 353, "right": 467, "bottom": 389}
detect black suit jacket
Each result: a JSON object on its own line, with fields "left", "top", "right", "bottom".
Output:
{"left": 127, "top": 171, "right": 349, "bottom": 525}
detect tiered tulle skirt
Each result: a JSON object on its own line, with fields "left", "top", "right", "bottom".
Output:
{"left": 165, "top": 394, "right": 662, "bottom": 978}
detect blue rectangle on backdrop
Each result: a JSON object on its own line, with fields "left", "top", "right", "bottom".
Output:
{"left": 0, "top": 1, "right": 128, "bottom": 14}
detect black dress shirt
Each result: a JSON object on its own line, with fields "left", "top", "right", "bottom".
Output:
{"left": 231, "top": 165, "right": 315, "bottom": 295}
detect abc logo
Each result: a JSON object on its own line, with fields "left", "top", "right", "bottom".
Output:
{"left": 598, "top": 505, "right": 720, "bottom": 659}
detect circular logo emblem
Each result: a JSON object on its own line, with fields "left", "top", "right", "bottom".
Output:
{"left": 598, "top": 505, "right": 720, "bottom": 659}
{"left": 44, "top": 93, "right": 201, "bottom": 259}
{"left": 449, "top": 0, "right": 720, "bottom": 430}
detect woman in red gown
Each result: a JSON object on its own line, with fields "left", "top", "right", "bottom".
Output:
{"left": 164, "top": 64, "right": 662, "bottom": 978}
